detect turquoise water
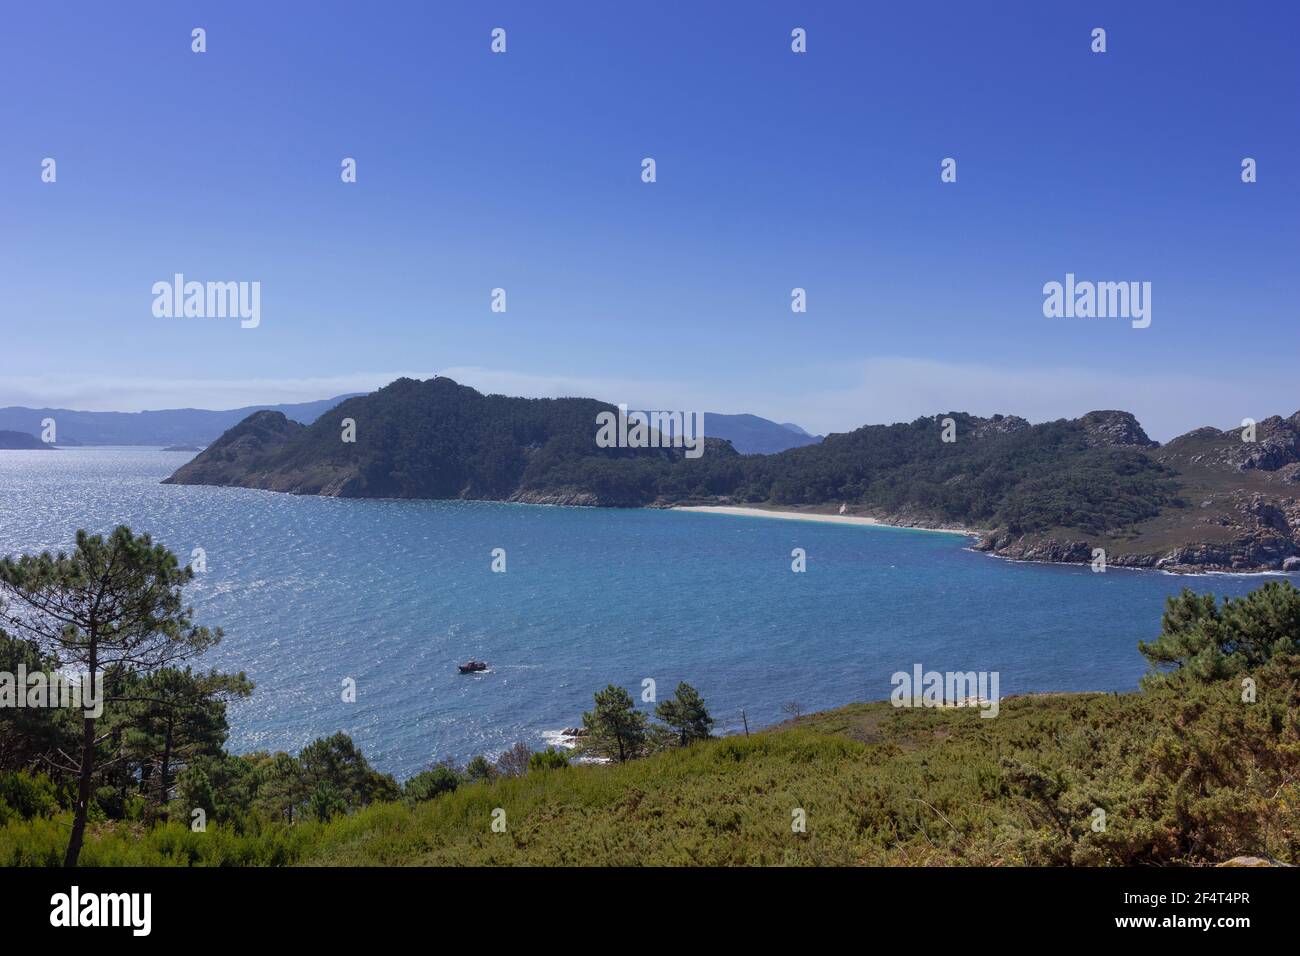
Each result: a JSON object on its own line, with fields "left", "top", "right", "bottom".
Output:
{"left": 0, "top": 447, "right": 1285, "bottom": 778}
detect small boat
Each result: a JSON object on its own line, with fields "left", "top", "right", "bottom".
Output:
{"left": 458, "top": 660, "right": 488, "bottom": 674}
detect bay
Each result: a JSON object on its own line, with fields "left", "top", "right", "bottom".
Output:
{"left": 0, "top": 447, "right": 1283, "bottom": 778}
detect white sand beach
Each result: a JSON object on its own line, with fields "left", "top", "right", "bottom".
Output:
{"left": 672, "top": 505, "right": 979, "bottom": 536}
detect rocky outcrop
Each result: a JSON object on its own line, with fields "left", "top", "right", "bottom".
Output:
{"left": 959, "top": 408, "right": 1153, "bottom": 447}
{"left": 1156, "top": 537, "right": 1296, "bottom": 572}
{"left": 977, "top": 532, "right": 1300, "bottom": 573}
{"left": 1160, "top": 412, "right": 1300, "bottom": 473}
{"left": 971, "top": 415, "right": 1030, "bottom": 439}
{"left": 1078, "top": 410, "right": 1158, "bottom": 448}
{"left": 508, "top": 490, "right": 604, "bottom": 507}
{"left": 922, "top": 410, "right": 1300, "bottom": 572}
{"left": 976, "top": 491, "right": 1300, "bottom": 573}
{"left": 973, "top": 534, "right": 1095, "bottom": 564}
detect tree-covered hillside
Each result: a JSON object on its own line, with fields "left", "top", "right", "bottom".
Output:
{"left": 166, "top": 377, "right": 734, "bottom": 505}
{"left": 715, "top": 412, "right": 1179, "bottom": 535}
{"left": 166, "top": 377, "right": 1183, "bottom": 541}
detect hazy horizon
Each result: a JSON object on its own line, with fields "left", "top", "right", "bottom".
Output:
{"left": 3, "top": 367, "right": 1294, "bottom": 445}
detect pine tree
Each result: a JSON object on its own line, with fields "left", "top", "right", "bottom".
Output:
{"left": 0, "top": 527, "right": 220, "bottom": 866}
{"left": 1140, "top": 581, "right": 1300, "bottom": 686}
{"left": 582, "top": 685, "right": 647, "bottom": 762}
{"left": 655, "top": 682, "right": 714, "bottom": 746}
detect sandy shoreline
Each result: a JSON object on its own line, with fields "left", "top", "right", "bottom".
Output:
{"left": 672, "top": 505, "right": 979, "bottom": 536}
{"left": 670, "top": 506, "right": 1300, "bottom": 575}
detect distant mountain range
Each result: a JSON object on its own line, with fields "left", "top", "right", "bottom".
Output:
{"left": 164, "top": 376, "right": 1300, "bottom": 573}
{"left": 0, "top": 396, "right": 363, "bottom": 447}
{"left": 699, "top": 413, "right": 821, "bottom": 454}
{"left": 0, "top": 397, "right": 819, "bottom": 455}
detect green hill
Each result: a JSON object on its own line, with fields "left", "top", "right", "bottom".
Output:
{"left": 0, "top": 430, "right": 48, "bottom": 450}
{"left": 164, "top": 377, "right": 735, "bottom": 505}
{"left": 5, "top": 667, "right": 1297, "bottom": 867}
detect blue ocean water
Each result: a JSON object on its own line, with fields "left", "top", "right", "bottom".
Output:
{"left": 0, "top": 447, "right": 1285, "bottom": 778}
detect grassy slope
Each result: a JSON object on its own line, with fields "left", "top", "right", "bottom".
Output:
{"left": 1048, "top": 425, "right": 1300, "bottom": 562}
{"left": 6, "top": 682, "right": 1294, "bottom": 866}
{"left": 332, "top": 696, "right": 1121, "bottom": 867}
{"left": 318, "top": 690, "right": 1293, "bottom": 867}
{"left": 1073, "top": 465, "right": 1280, "bottom": 559}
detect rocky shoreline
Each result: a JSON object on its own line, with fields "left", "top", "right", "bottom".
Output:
{"left": 972, "top": 490, "right": 1300, "bottom": 574}
{"left": 974, "top": 531, "right": 1300, "bottom": 575}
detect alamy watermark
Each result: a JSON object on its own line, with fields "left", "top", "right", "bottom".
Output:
{"left": 0, "top": 666, "right": 104, "bottom": 718}
{"left": 152, "top": 274, "right": 261, "bottom": 328}
{"left": 50, "top": 886, "right": 150, "bottom": 936}
{"left": 1042, "top": 273, "right": 1150, "bottom": 329}
{"left": 595, "top": 404, "right": 705, "bottom": 459}
{"left": 890, "top": 663, "right": 1000, "bottom": 718}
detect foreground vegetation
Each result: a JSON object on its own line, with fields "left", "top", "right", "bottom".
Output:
{"left": 4, "top": 666, "right": 1298, "bottom": 866}
{"left": 2, "top": 527, "right": 1298, "bottom": 866}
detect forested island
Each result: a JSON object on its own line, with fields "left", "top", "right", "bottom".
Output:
{"left": 162, "top": 377, "right": 1300, "bottom": 573}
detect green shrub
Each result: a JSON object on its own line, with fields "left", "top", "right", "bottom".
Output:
{"left": 0, "top": 771, "right": 58, "bottom": 824}
{"left": 404, "top": 767, "right": 462, "bottom": 802}
{"left": 527, "top": 748, "right": 570, "bottom": 772}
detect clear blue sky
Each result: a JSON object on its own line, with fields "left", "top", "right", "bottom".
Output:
{"left": 1, "top": 1, "right": 1296, "bottom": 440}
